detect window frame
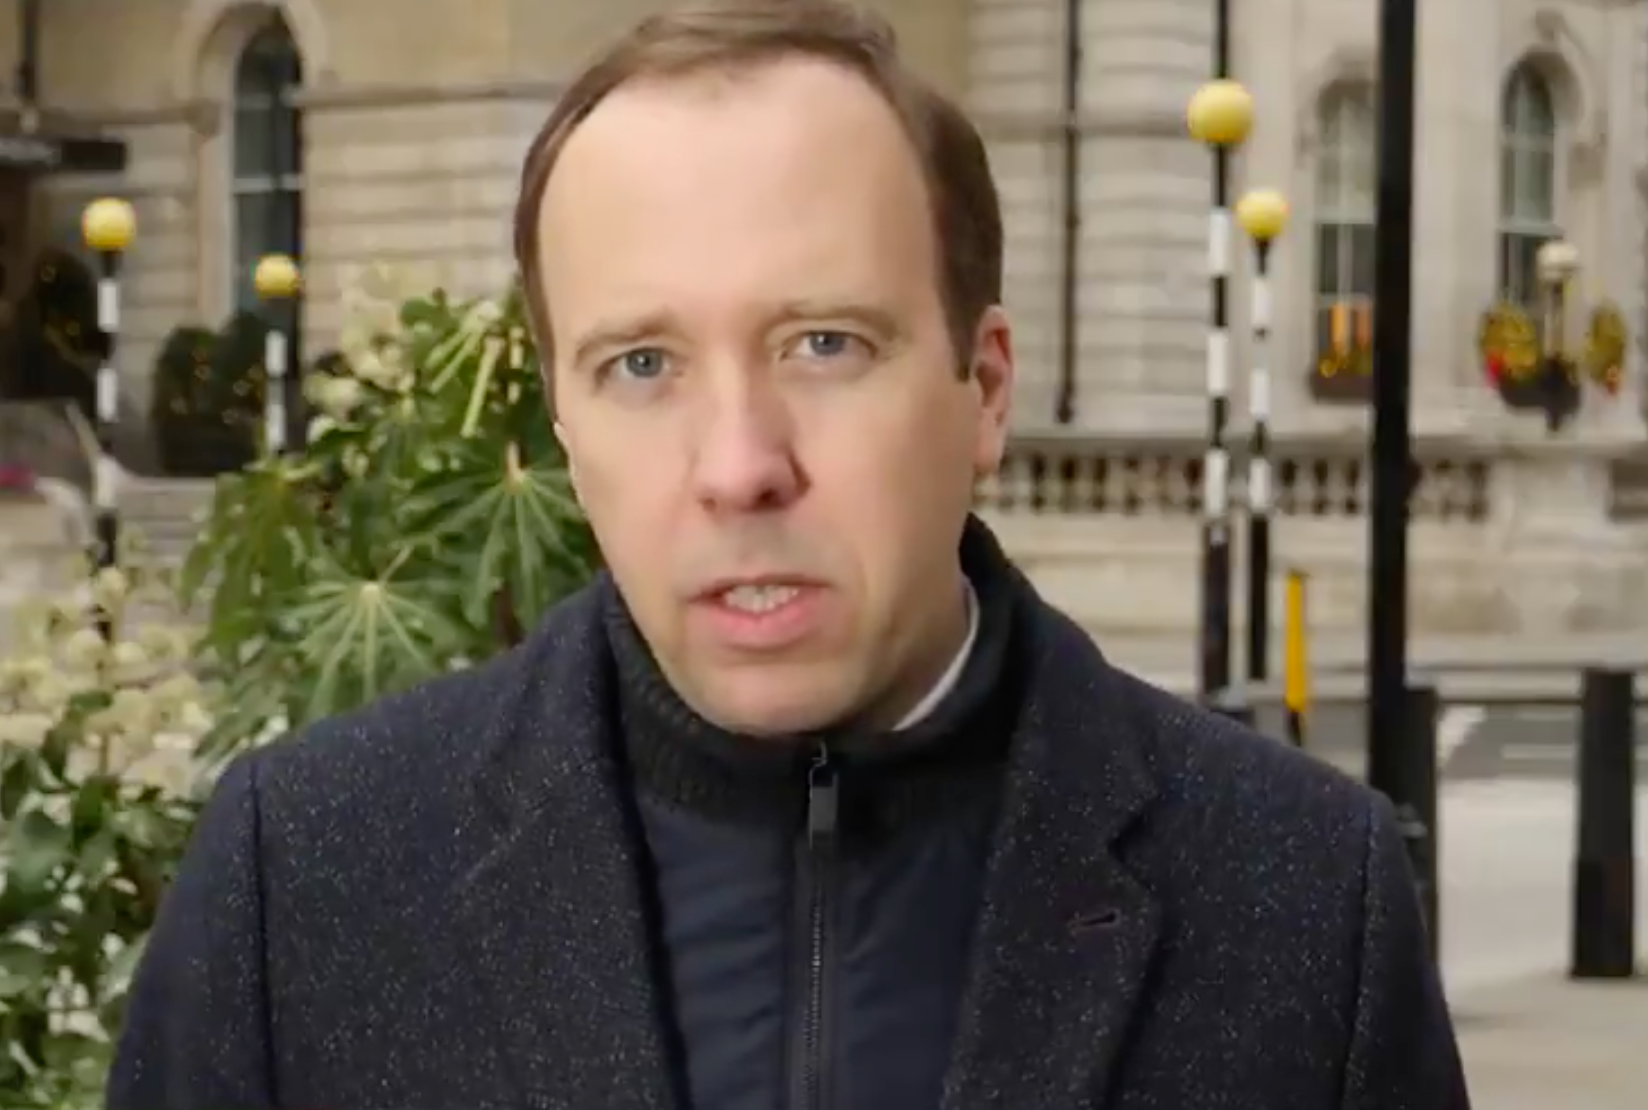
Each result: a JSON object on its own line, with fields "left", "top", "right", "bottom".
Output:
{"left": 1496, "top": 62, "right": 1561, "bottom": 307}
{"left": 1311, "top": 83, "right": 1377, "bottom": 360}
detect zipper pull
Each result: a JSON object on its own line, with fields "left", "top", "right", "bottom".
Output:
{"left": 807, "top": 745, "right": 838, "bottom": 847}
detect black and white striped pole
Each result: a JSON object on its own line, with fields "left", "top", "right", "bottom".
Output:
{"left": 254, "top": 253, "right": 301, "bottom": 455}
{"left": 1235, "top": 189, "right": 1288, "bottom": 684}
{"left": 80, "top": 196, "right": 135, "bottom": 582}
{"left": 1186, "top": 79, "right": 1254, "bottom": 703}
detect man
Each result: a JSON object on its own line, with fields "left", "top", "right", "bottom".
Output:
{"left": 109, "top": 1, "right": 1470, "bottom": 1107}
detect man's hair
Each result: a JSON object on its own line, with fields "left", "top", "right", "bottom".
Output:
{"left": 511, "top": 0, "right": 1003, "bottom": 371}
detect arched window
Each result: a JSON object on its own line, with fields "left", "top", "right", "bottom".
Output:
{"left": 1497, "top": 62, "right": 1558, "bottom": 306}
{"left": 1312, "top": 83, "right": 1376, "bottom": 359}
{"left": 231, "top": 18, "right": 303, "bottom": 323}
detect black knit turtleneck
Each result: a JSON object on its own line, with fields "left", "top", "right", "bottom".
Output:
{"left": 600, "top": 516, "right": 1027, "bottom": 840}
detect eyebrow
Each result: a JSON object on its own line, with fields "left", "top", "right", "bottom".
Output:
{"left": 567, "top": 299, "right": 905, "bottom": 370}
{"left": 768, "top": 299, "right": 904, "bottom": 339}
{"left": 569, "top": 311, "right": 678, "bottom": 370}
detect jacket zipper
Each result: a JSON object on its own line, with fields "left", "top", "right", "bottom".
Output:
{"left": 795, "top": 742, "right": 839, "bottom": 1110}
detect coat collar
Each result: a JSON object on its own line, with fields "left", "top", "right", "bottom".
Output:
{"left": 448, "top": 571, "right": 1162, "bottom": 1110}
{"left": 449, "top": 584, "right": 679, "bottom": 1110}
{"left": 940, "top": 589, "right": 1162, "bottom": 1110}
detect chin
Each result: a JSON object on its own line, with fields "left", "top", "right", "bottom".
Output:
{"left": 698, "top": 677, "right": 860, "bottom": 738}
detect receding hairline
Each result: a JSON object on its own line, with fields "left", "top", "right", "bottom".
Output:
{"left": 513, "top": 2, "right": 1003, "bottom": 380}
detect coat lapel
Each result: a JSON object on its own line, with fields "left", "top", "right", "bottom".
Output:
{"left": 447, "top": 589, "right": 680, "bottom": 1110}
{"left": 943, "top": 603, "right": 1163, "bottom": 1110}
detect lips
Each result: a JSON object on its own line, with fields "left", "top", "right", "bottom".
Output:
{"left": 718, "top": 583, "right": 803, "bottom": 614}
{"left": 689, "top": 576, "right": 829, "bottom": 650}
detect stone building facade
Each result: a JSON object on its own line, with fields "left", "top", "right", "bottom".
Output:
{"left": 0, "top": 0, "right": 1640, "bottom": 429}
{"left": 2, "top": 0, "right": 1647, "bottom": 653}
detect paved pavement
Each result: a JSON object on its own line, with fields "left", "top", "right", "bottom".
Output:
{"left": 1255, "top": 702, "right": 1648, "bottom": 782}
{"left": 1435, "top": 780, "right": 1648, "bottom": 1106}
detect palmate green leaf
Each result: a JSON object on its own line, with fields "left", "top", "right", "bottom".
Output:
{"left": 400, "top": 439, "right": 596, "bottom": 633}
{"left": 280, "top": 555, "right": 476, "bottom": 725}
{"left": 179, "top": 459, "right": 322, "bottom": 630}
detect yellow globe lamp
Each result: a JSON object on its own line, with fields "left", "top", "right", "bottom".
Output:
{"left": 1186, "top": 80, "right": 1255, "bottom": 148}
{"left": 1236, "top": 189, "right": 1289, "bottom": 243}
{"left": 81, "top": 197, "right": 136, "bottom": 254}
{"left": 253, "top": 253, "right": 302, "bottom": 300}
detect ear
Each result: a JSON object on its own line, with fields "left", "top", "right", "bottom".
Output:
{"left": 554, "top": 420, "right": 581, "bottom": 500}
{"left": 968, "top": 305, "right": 1015, "bottom": 478}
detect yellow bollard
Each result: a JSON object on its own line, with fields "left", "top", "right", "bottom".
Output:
{"left": 1282, "top": 569, "right": 1310, "bottom": 747}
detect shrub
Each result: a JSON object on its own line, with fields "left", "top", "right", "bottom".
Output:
{"left": 181, "top": 272, "right": 599, "bottom": 756}
{"left": 0, "top": 554, "right": 213, "bottom": 1108}
{"left": 149, "top": 312, "right": 268, "bottom": 477}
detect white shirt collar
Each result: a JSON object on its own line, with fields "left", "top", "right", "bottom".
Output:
{"left": 893, "top": 578, "right": 980, "bottom": 731}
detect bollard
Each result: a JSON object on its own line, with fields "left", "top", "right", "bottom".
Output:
{"left": 1571, "top": 667, "right": 1637, "bottom": 979}
{"left": 1281, "top": 568, "right": 1309, "bottom": 747}
{"left": 1372, "top": 681, "right": 1439, "bottom": 959}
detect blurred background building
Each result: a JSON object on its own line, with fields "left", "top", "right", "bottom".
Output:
{"left": 1, "top": 0, "right": 1647, "bottom": 662}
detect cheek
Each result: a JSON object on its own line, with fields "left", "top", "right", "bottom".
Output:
{"left": 566, "top": 430, "right": 679, "bottom": 568}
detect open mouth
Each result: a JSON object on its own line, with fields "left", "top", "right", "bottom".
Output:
{"left": 718, "top": 584, "right": 803, "bottom": 614}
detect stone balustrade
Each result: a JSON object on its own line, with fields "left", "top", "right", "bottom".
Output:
{"left": 979, "top": 428, "right": 1648, "bottom": 641}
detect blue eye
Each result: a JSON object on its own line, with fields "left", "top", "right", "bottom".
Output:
{"left": 615, "top": 348, "right": 667, "bottom": 380}
{"left": 796, "top": 331, "right": 860, "bottom": 359}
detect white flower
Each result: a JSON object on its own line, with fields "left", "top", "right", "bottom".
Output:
{"left": 124, "top": 747, "right": 198, "bottom": 798}
{"left": 85, "top": 687, "right": 157, "bottom": 744}
{"left": 20, "top": 669, "right": 71, "bottom": 713}
{"left": 150, "top": 672, "right": 202, "bottom": 716}
{"left": 59, "top": 628, "right": 106, "bottom": 672}
{"left": 110, "top": 639, "right": 150, "bottom": 681}
{"left": 137, "top": 624, "right": 191, "bottom": 665}
{"left": 0, "top": 712, "right": 56, "bottom": 747}
{"left": 464, "top": 299, "right": 503, "bottom": 331}
{"left": 91, "top": 567, "right": 129, "bottom": 609}
{"left": 173, "top": 700, "right": 213, "bottom": 736}
{"left": 309, "top": 375, "right": 366, "bottom": 419}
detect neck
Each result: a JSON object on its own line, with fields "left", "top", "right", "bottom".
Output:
{"left": 892, "top": 577, "right": 979, "bottom": 730}
{"left": 600, "top": 516, "right": 1026, "bottom": 832}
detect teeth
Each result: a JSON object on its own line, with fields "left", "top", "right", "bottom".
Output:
{"left": 721, "top": 584, "right": 801, "bottom": 613}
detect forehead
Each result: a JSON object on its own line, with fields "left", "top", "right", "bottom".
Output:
{"left": 535, "top": 56, "right": 938, "bottom": 326}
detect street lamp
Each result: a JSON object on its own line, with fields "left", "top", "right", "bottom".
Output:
{"left": 1186, "top": 77, "right": 1254, "bottom": 703}
{"left": 253, "top": 252, "right": 301, "bottom": 455}
{"left": 1534, "top": 237, "right": 1582, "bottom": 433}
{"left": 79, "top": 196, "right": 135, "bottom": 580}
{"left": 1235, "top": 188, "right": 1288, "bottom": 685}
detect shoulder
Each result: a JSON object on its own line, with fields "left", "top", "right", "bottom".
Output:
{"left": 1023, "top": 597, "right": 1385, "bottom": 883}
{"left": 228, "top": 581, "right": 610, "bottom": 839}
{"left": 1107, "top": 661, "right": 1380, "bottom": 844}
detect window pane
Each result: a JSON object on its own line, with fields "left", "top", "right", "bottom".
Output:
{"left": 1499, "top": 233, "right": 1543, "bottom": 304}
{"left": 1349, "top": 224, "right": 1376, "bottom": 297}
{"left": 1524, "top": 148, "right": 1554, "bottom": 221}
{"left": 235, "top": 25, "right": 301, "bottom": 97}
{"left": 233, "top": 106, "right": 298, "bottom": 180}
{"left": 1315, "top": 224, "right": 1343, "bottom": 297}
{"left": 234, "top": 191, "right": 299, "bottom": 270}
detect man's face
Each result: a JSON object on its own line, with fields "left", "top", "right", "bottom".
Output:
{"left": 537, "top": 57, "right": 1013, "bottom": 734}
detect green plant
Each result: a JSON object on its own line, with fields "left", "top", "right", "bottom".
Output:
{"left": 150, "top": 312, "right": 268, "bottom": 476}
{"left": 0, "top": 557, "right": 213, "bottom": 1108}
{"left": 181, "top": 273, "right": 599, "bottom": 756}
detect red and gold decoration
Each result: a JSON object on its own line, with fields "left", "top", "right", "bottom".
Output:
{"left": 1477, "top": 298, "right": 1628, "bottom": 422}
{"left": 1581, "top": 302, "right": 1627, "bottom": 396}
{"left": 1306, "top": 301, "right": 1373, "bottom": 403}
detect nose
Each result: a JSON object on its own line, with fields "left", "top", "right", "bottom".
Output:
{"left": 689, "top": 377, "right": 804, "bottom": 515}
